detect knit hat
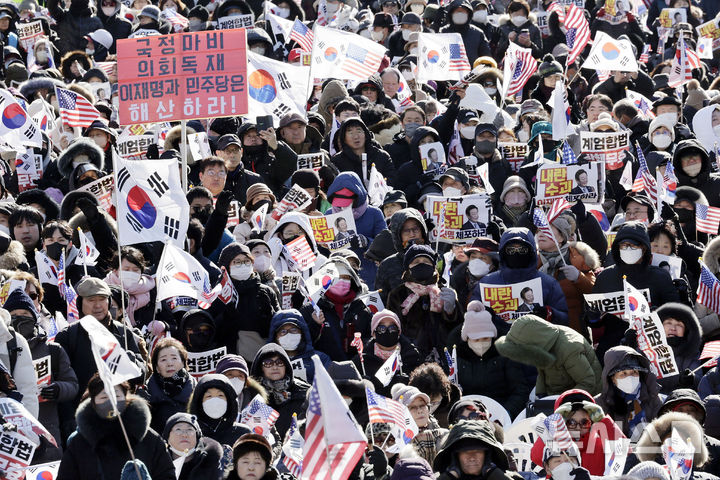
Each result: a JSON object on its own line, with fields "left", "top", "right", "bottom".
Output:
{"left": 366, "top": 422, "right": 393, "bottom": 439}
{"left": 590, "top": 112, "right": 618, "bottom": 132}
{"left": 461, "top": 301, "right": 496, "bottom": 340}
{"left": 162, "top": 412, "right": 202, "bottom": 442}
{"left": 551, "top": 216, "right": 573, "bottom": 242}
{"left": 245, "top": 183, "right": 276, "bottom": 209}
{"left": 391, "top": 383, "right": 430, "bottom": 406}
{"left": 649, "top": 115, "right": 676, "bottom": 140}
{"left": 291, "top": 169, "right": 321, "bottom": 190}
{"left": 371, "top": 309, "right": 401, "bottom": 333}
{"left": 218, "top": 242, "right": 253, "bottom": 270}
{"left": 438, "top": 167, "right": 470, "bottom": 192}
{"left": 215, "top": 354, "right": 249, "bottom": 377}
{"left": 519, "top": 99, "right": 544, "bottom": 117}
{"left": 138, "top": 4, "right": 160, "bottom": 20}
{"left": 500, "top": 176, "right": 531, "bottom": 203}
{"left": 403, "top": 244, "right": 437, "bottom": 271}
{"left": 188, "top": 4, "right": 209, "bottom": 21}
{"left": 209, "top": 117, "right": 240, "bottom": 136}
{"left": 538, "top": 54, "right": 563, "bottom": 78}
{"left": 5, "top": 63, "right": 28, "bottom": 87}
{"left": 627, "top": 462, "right": 670, "bottom": 480}
{"left": 245, "top": 239, "right": 271, "bottom": 254}
{"left": 3, "top": 289, "right": 37, "bottom": 322}
{"left": 390, "top": 458, "right": 435, "bottom": 480}
{"left": 76, "top": 277, "right": 112, "bottom": 298}
{"left": 232, "top": 433, "right": 272, "bottom": 466}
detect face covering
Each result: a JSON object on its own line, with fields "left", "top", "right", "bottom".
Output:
{"left": 189, "top": 19, "right": 203, "bottom": 30}
{"left": 675, "top": 208, "right": 694, "bottom": 223}
{"left": 45, "top": 242, "right": 65, "bottom": 261}
{"left": 188, "top": 331, "right": 212, "bottom": 350}
{"left": 328, "top": 278, "right": 352, "bottom": 296}
{"left": 254, "top": 255, "right": 272, "bottom": 273}
{"left": 468, "top": 258, "right": 490, "bottom": 278}
{"left": 484, "top": 87, "right": 497, "bottom": 96}
{"left": 443, "top": 186, "right": 463, "bottom": 197}
{"left": 0, "top": 225, "right": 8, "bottom": 236}
{"left": 94, "top": 398, "right": 126, "bottom": 419}
{"left": 652, "top": 133, "right": 672, "bottom": 149}
{"left": 228, "top": 377, "right": 245, "bottom": 395}
{"left": 452, "top": 11, "right": 468, "bottom": 23}
{"left": 409, "top": 263, "right": 435, "bottom": 282}
{"left": 551, "top": 462, "right": 575, "bottom": 480}
{"left": 325, "top": 2, "right": 339, "bottom": 14}
{"left": 683, "top": 163, "right": 702, "bottom": 177}
{"left": 402, "top": 70, "right": 414, "bottom": 80}
{"left": 474, "top": 139, "right": 496, "bottom": 155}
{"left": 250, "top": 46, "right": 266, "bottom": 55}
{"left": 511, "top": 15, "right": 527, "bottom": 26}
{"left": 375, "top": 329, "right": 400, "bottom": 347}
{"left": 276, "top": 6, "right": 290, "bottom": 17}
{"left": 402, "top": 29, "right": 413, "bottom": 41}
{"left": 86, "top": 48, "right": 95, "bottom": 56}
{"left": 460, "top": 126, "right": 476, "bottom": 139}
{"left": 36, "top": 49, "right": 48, "bottom": 62}
{"left": 473, "top": 10, "right": 487, "bottom": 22}
{"left": 504, "top": 249, "right": 533, "bottom": 268}
{"left": 279, "top": 333, "right": 302, "bottom": 351}
{"left": 714, "top": 126, "right": 720, "bottom": 138}
{"left": 667, "top": 336, "right": 683, "bottom": 347}
{"left": 615, "top": 375, "right": 640, "bottom": 395}
{"left": 517, "top": 129, "right": 530, "bottom": 142}
{"left": 410, "top": 4, "right": 424, "bottom": 14}
{"left": 410, "top": 47, "right": 418, "bottom": 56}
{"left": 371, "top": 30, "right": 384, "bottom": 41}
{"left": 404, "top": 122, "right": 421, "bottom": 138}
{"left": 203, "top": 397, "right": 227, "bottom": 419}
{"left": 170, "top": 445, "right": 196, "bottom": 457}
{"left": 619, "top": 247, "right": 643, "bottom": 265}
{"left": 12, "top": 318, "right": 35, "bottom": 340}
{"left": 469, "top": 339, "right": 492, "bottom": 356}
{"left": 230, "top": 264, "right": 254, "bottom": 281}
{"left": 542, "top": 140, "right": 558, "bottom": 154}
{"left": 102, "top": 5, "right": 115, "bottom": 15}
{"left": 120, "top": 270, "right": 142, "bottom": 285}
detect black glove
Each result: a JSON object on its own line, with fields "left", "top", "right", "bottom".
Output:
{"left": 146, "top": 143, "right": 159, "bottom": 160}
{"left": 623, "top": 328, "right": 639, "bottom": 350}
{"left": 214, "top": 190, "right": 234, "bottom": 215}
{"left": 40, "top": 383, "right": 60, "bottom": 401}
{"left": 349, "top": 234, "right": 368, "bottom": 249}
{"left": 570, "top": 200, "right": 586, "bottom": 222}
{"left": 424, "top": 215, "right": 436, "bottom": 234}
{"left": 486, "top": 221, "right": 501, "bottom": 242}
{"left": 531, "top": 305, "right": 547, "bottom": 320}
{"left": 570, "top": 467, "right": 592, "bottom": 480}
{"left": 679, "top": 368, "right": 695, "bottom": 388}
{"left": 661, "top": 202, "right": 679, "bottom": 223}
{"left": 76, "top": 198, "right": 100, "bottom": 222}
{"left": 367, "top": 448, "right": 388, "bottom": 478}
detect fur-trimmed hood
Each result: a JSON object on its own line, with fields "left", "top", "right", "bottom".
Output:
{"left": 497, "top": 12, "right": 538, "bottom": 26}
{"left": 60, "top": 190, "right": 98, "bottom": 221}
{"left": 569, "top": 241, "right": 600, "bottom": 270}
{"left": 19, "top": 77, "right": 63, "bottom": 101}
{"left": 164, "top": 124, "right": 197, "bottom": 153}
{"left": 76, "top": 396, "right": 152, "bottom": 446}
{"left": 635, "top": 412, "right": 708, "bottom": 467}
{"left": 703, "top": 236, "right": 720, "bottom": 276}
{"left": 57, "top": 138, "right": 104, "bottom": 178}
{"left": 0, "top": 240, "right": 27, "bottom": 271}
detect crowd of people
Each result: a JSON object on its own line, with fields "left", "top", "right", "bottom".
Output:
{"left": 0, "top": 0, "right": 720, "bottom": 478}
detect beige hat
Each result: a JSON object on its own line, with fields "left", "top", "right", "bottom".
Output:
{"left": 391, "top": 383, "right": 430, "bottom": 406}
{"left": 500, "top": 176, "right": 531, "bottom": 203}
{"left": 76, "top": 277, "right": 112, "bottom": 298}
{"left": 649, "top": 115, "right": 676, "bottom": 141}
{"left": 590, "top": 112, "right": 618, "bottom": 132}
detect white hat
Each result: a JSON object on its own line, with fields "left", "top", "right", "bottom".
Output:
{"left": 461, "top": 300, "right": 496, "bottom": 340}
{"left": 88, "top": 29, "right": 113, "bottom": 50}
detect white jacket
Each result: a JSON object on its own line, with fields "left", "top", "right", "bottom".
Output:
{"left": 0, "top": 310, "right": 38, "bottom": 418}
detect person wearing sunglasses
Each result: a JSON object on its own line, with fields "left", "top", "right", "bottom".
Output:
{"left": 250, "top": 343, "right": 310, "bottom": 438}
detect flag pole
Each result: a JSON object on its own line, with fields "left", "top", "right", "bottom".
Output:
{"left": 112, "top": 150, "right": 130, "bottom": 351}
{"left": 115, "top": 408, "right": 144, "bottom": 480}
{"left": 78, "top": 228, "right": 88, "bottom": 277}
{"left": 181, "top": 119, "right": 188, "bottom": 193}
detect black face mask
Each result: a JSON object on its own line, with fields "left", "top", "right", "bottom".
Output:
{"left": 474, "top": 140, "right": 496, "bottom": 156}
{"left": 503, "top": 246, "right": 534, "bottom": 268}
{"left": 187, "top": 331, "right": 212, "bottom": 350}
{"left": 409, "top": 263, "right": 435, "bottom": 283}
{"left": 45, "top": 242, "right": 65, "bottom": 261}
{"left": 11, "top": 316, "right": 35, "bottom": 340}
{"left": 243, "top": 144, "right": 266, "bottom": 156}
{"left": 282, "top": 234, "right": 300, "bottom": 245}
{"left": 542, "top": 140, "right": 558, "bottom": 154}
{"left": 375, "top": 330, "right": 400, "bottom": 347}
{"left": 667, "top": 336, "right": 683, "bottom": 347}
{"left": 675, "top": 208, "right": 694, "bottom": 224}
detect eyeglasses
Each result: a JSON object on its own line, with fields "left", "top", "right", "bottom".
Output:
{"left": 231, "top": 260, "right": 253, "bottom": 267}
{"left": 625, "top": 209, "right": 647, "bottom": 216}
{"left": 504, "top": 244, "right": 528, "bottom": 255}
{"left": 262, "top": 358, "right": 285, "bottom": 368}
{"left": 566, "top": 418, "right": 591, "bottom": 429}
{"left": 461, "top": 411, "right": 487, "bottom": 420}
{"left": 171, "top": 426, "right": 196, "bottom": 436}
{"left": 191, "top": 206, "right": 211, "bottom": 213}
{"left": 374, "top": 325, "right": 399, "bottom": 335}
{"left": 277, "top": 326, "right": 301, "bottom": 336}
{"left": 401, "top": 227, "right": 421, "bottom": 235}
{"left": 618, "top": 244, "right": 640, "bottom": 251}
{"left": 204, "top": 170, "right": 227, "bottom": 178}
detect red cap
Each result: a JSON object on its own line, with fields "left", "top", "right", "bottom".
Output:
{"left": 288, "top": 48, "right": 302, "bottom": 62}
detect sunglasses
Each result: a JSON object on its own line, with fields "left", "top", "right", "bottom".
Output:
{"left": 375, "top": 325, "right": 399, "bottom": 335}
{"left": 262, "top": 358, "right": 284, "bottom": 368}
{"left": 566, "top": 418, "right": 591, "bottom": 429}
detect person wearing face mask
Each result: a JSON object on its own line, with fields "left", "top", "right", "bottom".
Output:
{"left": 387, "top": 245, "right": 462, "bottom": 359}
{"left": 653, "top": 303, "right": 702, "bottom": 394}
{"left": 236, "top": 122, "right": 298, "bottom": 195}
{"left": 178, "top": 308, "right": 220, "bottom": 355}
{"left": 438, "top": 0, "right": 491, "bottom": 64}
{"left": 267, "top": 212, "right": 328, "bottom": 280}
{"left": 95, "top": 0, "right": 130, "bottom": 53}
{"left": 215, "top": 242, "right": 279, "bottom": 359}
{"left": 471, "top": 1, "right": 502, "bottom": 52}
{"left": 645, "top": 116, "right": 676, "bottom": 162}
{"left": 268, "top": 309, "right": 331, "bottom": 384}
{"left": 650, "top": 96, "right": 694, "bottom": 145}
{"left": 58, "top": 374, "right": 176, "bottom": 479}
{"left": 132, "top": 4, "right": 172, "bottom": 34}
{"left": 385, "top": 12, "right": 422, "bottom": 59}
{"left": 56, "top": 137, "right": 105, "bottom": 194}
{"left": 450, "top": 238, "right": 500, "bottom": 308}
{"left": 233, "top": 183, "right": 278, "bottom": 244}
{"left": 331, "top": 117, "right": 397, "bottom": 187}
{"left": 216, "top": 354, "right": 265, "bottom": 413}
{"left": 187, "top": 374, "right": 251, "bottom": 448}
{"left": 370, "top": 12, "right": 393, "bottom": 46}
{"left": 672, "top": 139, "right": 720, "bottom": 208}
{"left": 394, "top": 125, "right": 443, "bottom": 206}
{"left": 244, "top": 238, "right": 280, "bottom": 297}
{"left": 495, "top": 176, "right": 531, "bottom": 229}
{"left": 46, "top": 0, "right": 103, "bottom": 57}
{"left": 462, "top": 123, "right": 513, "bottom": 200}
{"left": 138, "top": 338, "right": 197, "bottom": 434}
{"left": 162, "top": 413, "right": 223, "bottom": 480}
{"left": 30, "top": 38, "right": 56, "bottom": 70}
{"left": 540, "top": 443, "right": 589, "bottom": 480}
{"left": 598, "top": 347, "right": 663, "bottom": 440}
{"left": 531, "top": 56, "right": 578, "bottom": 120}
{"left": 187, "top": 5, "right": 212, "bottom": 31}
{"left": 497, "top": 0, "right": 542, "bottom": 59}
{"left": 104, "top": 246, "right": 155, "bottom": 328}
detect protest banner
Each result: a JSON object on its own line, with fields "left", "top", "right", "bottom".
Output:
{"left": 16, "top": 21, "right": 43, "bottom": 52}
{"left": 697, "top": 19, "right": 720, "bottom": 50}
{"left": 580, "top": 131, "right": 631, "bottom": 170}
{"left": 297, "top": 152, "right": 325, "bottom": 171}
{"left": 424, "top": 194, "right": 492, "bottom": 243}
{"left": 536, "top": 162, "right": 603, "bottom": 206}
{"left": 659, "top": 8, "right": 687, "bottom": 27}
{"left": 652, "top": 253, "right": 683, "bottom": 280}
{"left": 89, "top": 82, "right": 111, "bottom": 102}
{"left": 604, "top": 439, "right": 631, "bottom": 476}
{"left": 309, "top": 209, "right": 356, "bottom": 250}
{"left": 584, "top": 289, "right": 650, "bottom": 317}
{"left": 186, "top": 346, "right": 227, "bottom": 378}
{"left": 478, "top": 278, "right": 544, "bottom": 322}
{"left": 0, "top": 430, "right": 37, "bottom": 479}
{"left": 15, "top": 150, "right": 42, "bottom": 193}
{"left": 281, "top": 272, "right": 301, "bottom": 309}
{"left": 271, "top": 184, "right": 313, "bottom": 221}
{"left": 33, "top": 355, "right": 51, "bottom": 403}
{"left": 225, "top": 200, "right": 241, "bottom": 228}
{"left": 498, "top": 142, "right": 528, "bottom": 173}
{"left": 632, "top": 312, "right": 679, "bottom": 378}
{"left": 0, "top": 398, "right": 56, "bottom": 447}
{"left": 0, "top": 280, "right": 25, "bottom": 306}
{"left": 188, "top": 132, "right": 212, "bottom": 161}
{"left": 117, "top": 134, "right": 155, "bottom": 159}
{"left": 117, "top": 30, "right": 248, "bottom": 124}
{"left": 76, "top": 175, "right": 115, "bottom": 212}
{"left": 419, "top": 142, "right": 446, "bottom": 173}
{"left": 216, "top": 14, "right": 254, "bottom": 29}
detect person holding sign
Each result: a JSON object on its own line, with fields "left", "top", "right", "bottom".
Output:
{"left": 268, "top": 309, "right": 331, "bottom": 383}
{"left": 394, "top": 126, "right": 443, "bottom": 207}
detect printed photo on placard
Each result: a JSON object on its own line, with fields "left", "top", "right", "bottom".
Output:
{"left": 309, "top": 208, "right": 357, "bottom": 250}
{"left": 536, "top": 162, "right": 603, "bottom": 205}
{"left": 419, "top": 142, "right": 446, "bottom": 173}
{"left": 651, "top": 253, "right": 683, "bottom": 280}
{"left": 659, "top": 8, "right": 687, "bottom": 27}
{"left": 424, "top": 194, "right": 492, "bottom": 243}
{"left": 479, "top": 278, "right": 544, "bottom": 322}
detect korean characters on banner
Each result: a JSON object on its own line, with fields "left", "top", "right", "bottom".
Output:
{"left": 424, "top": 194, "right": 492, "bottom": 243}
{"left": 116, "top": 30, "right": 248, "bottom": 124}
{"left": 584, "top": 289, "right": 651, "bottom": 318}
{"left": 419, "top": 142, "right": 447, "bottom": 173}
{"left": 15, "top": 150, "right": 43, "bottom": 193}
{"left": 16, "top": 21, "right": 44, "bottom": 52}
{"left": 580, "top": 130, "right": 631, "bottom": 171}
{"left": 186, "top": 346, "right": 227, "bottom": 379}
{"left": 76, "top": 175, "right": 115, "bottom": 212}
{"left": 0, "top": 430, "right": 37, "bottom": 479}
{"left": 697, "top": 19, "right": 720, "bottom": 51}
{"left": 117, "top": 135, "right": 155, "bottom": 159}
{"left": 478, "top": 278, "right": 544, "bottom": 322}
{"left": 281, "top": 272, "right": 301, "bottom": 309}
{"left": 309, "top": 209, "right": 357, "bottom": 251}
{"left": 632, "top": 312, "right": 680, "bottom": 379}
{"left": 216, "top": 14, "right": 254, "bottom": 29}
{"left": 297, "top": 153, "right": 325, "bottom": 172}
{"left": 270, "top": 184, "right": 313, "bottom": 221}
{"left": 225, "top": 200, "right": 241, "bottom": 228}
{"left": 535, "top": 162, "right": 604, "bottom": 206}
{"left": 33, "top": 355, "right": 51, "bottom": 403}
{"left": 498, "top": 142, "right": 528, "bottom": 173}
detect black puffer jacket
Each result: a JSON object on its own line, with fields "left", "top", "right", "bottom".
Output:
{"left": 187, "top": 374, "right": 251, "bottom": 447}
{"left": 394, "top": 126, "right": 440, "bottom": 207}
{"left": 95, "top": 0, "right": 131, "bottom": 52}
{"left": 331, "top": 117, "right": 397, "bottom": 187}
{"left": 47, "top": 0, "right": 103, "bottom": 56}
{"left": 438, "top": 0, "right": 492, "bottom": 64}
{"left": 237, "top": 123, "right": 298, "bottom": 195}
{"left": 673, "top": 139, "right": 720, "bottom": 207}
{"left": 655, "top": 303, "right": 703, "bottom": 393}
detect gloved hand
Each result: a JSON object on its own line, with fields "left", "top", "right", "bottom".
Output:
{"left": 76, "top": 198, "right": 100, "bottom": 222}
{"left": 679, "top": 368, "right": 695, "bottom": 388}
{"left": 661, "top": 202, "right": 679, "bottom": 223}
{"left": 583, "top": 401, "right": 605, "bottom": 423}
{"left": 570, "top": 200, "right": 586, "bottom": 221}
{"left": 560, "top": 265, "right": 580, "bottom": 282}
{"left": 40, "top": 383, "right": 60, "bottom": 401}
{"left": 623, "top": 328, "right": 639, "bottom": 350}
{"left": 367, "top": 447, "right": 388, "bottom": 478}
{"left": 146, "top": 143, "right": 160, "bottom": 160}
{"left": 148, "top": 320, "right": 166, "bottom": 337}
{"left": 481, "top": 461, "right": 498, "bottom": 480}
{"left": 439, "top": 287, "right": 457, "bottom": 313}
{"left": 486, "top": 221, "right": 501, "bottom": 242}
{"left": 531, "top": 305, "right": 547, "bottom": 320}
{"left": 424, "top": 215, "right": 436, "bottom": 234}
{"left": 570, "top": 466, "right": 592, "bottom": 480}
{"left": 214, "top": 190, "right": 234, "bottom": 215}
{"left": 349, "top": 234, "right": 368, "bottom": 249}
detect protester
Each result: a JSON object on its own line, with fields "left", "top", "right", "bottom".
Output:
{"left": 162, "top": 412, "right": 224, "bottom": 480}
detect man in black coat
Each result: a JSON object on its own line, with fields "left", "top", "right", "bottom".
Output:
{"left": 215, "top": 134, "right": 263, "bottom": 205}
{"left": 96, "top": 0, "right": 131, "bottom": 53}
{"left": 439, "top": 0, "right": 491, "bottom": 64}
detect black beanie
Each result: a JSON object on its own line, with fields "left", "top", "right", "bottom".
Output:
{"left": 291, "top": 169, "right": 321, "bottom": 190}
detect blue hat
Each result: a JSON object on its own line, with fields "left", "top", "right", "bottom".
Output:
{"left": 529, "top": 121, "right": 552, "bottom": 143}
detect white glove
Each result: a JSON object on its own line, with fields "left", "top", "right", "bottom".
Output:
{"left": 560, "top": 265, "right": 580, "bottom": 282}
{"left": 439, "top": 287, "right": 457, "bottom": 314}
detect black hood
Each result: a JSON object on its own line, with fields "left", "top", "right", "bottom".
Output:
{"left": 656, "top": 303, "right": 702, "bottom": 359}
{"left": 388, "top": 207, "right": 428, "bottom": 253}
{"left": 611, "top": 221, "right": 652, "bottom": 267}
{"left": 250, "top": 342, "right": 293, "bottom": 381}
{"left": 672, "top": 138, "right": 711, "bottom": 186}
{"left": 409, "top": 126, "right": 440, "bottom": 166}
{"left": 76, "top": 396, "right": 152, "bottom": 445}
{"left": 188, "top": 373, "right": 240, "bottom": 425}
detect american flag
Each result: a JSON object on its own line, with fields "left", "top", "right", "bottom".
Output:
{"left": 285, "top": 235, "right": 317, "bottom": 271}
{"left": 544, "top": 413, "right": 574, "bottom": 451}
{"left": 65, "top": 284, "right": 80, "bottom": 323}
{"left": 437, "top": 202, "right": 447, "bottom": 239}
{"left": 696, "top": 204, "right": 720, "bottom": 234}
{"left": 162, "top": 8, "right": 189, "bottom": 32}
{"left": 632, "top": 143, "right": 657, "bottom": 203}
{"left": 366, "top": 387, "right": 408, "bottom": 428}
{"left": 240, "top": 396, "right": 280, "bottom": 426}
{"left": 448, "top": 42, "right": 471, "bottom": 73}
{"left": 532, "top": 207, "right": 554, "bottom": 240}
{"left": 444, "top": 346, "right": 457, "bottom": 384}
{"left": 669, "top": 32, "right": 701, "bottom": 88}
{"left": 55, "top": 86, "right": 101, "bottom": 127}
{"left": 547, "top": 197, "right": 572, "bottom": 223}
{"left": 698, "top": 261, "right": 720, "bottom": 315}
{"left": 95, "top": 61, "right": 116, "bottom": 77}
{"left": 700, "top": 340, "right": 720, "bottom": 368}
{"left": 546, "top": 2, "right": 565, "bottom": 19}
{"left": 341, "top": 43, "right": 383, "bottom": 80}
{"left": 560, "top": 141, "right": 576, "bottom": 165}
{"left": 283, "top": 414, "right": 303, "bottom": 477}
{"left": 350, "top": 332, "right": 363, "bottom": 356}
{"left": 57, "top": 251, "right": 66, "bottom": 299}
{"left": 504, "top": 43, "right": 537, "bottom": 96}
{"left": 640, "top": 44, "right": 651, "bottom": 63}
{"left": 290, "top": 19, "right": 314, "bottom": 52}
{"left": 564, "top": 4, "right": 590, "bottom": 66}
{"left": 626, "top": 90, "right": 656, "bottom": 119}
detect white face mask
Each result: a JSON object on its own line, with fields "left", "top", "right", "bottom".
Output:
{"left": 402, "top": 29, "right": 413, "bottom": 41}
{"left": 170, "top": 445, "right": 196, "bottom": 457}
{"left": 511, "top": 15, "right": 527, "bottom": 26}
{"left": 473, "top": 10, "right": 487, "bottom": 23}
{"left": 505, "top": 191, "right": 527, "bottom": 207}
{"left": 36, "top": 49, "right": 48, "bottom": 62}
{"left": 402, "top": 69, "right": 414, "bottom": 80}
{"left": 619, "top": 247, "right": 643, "bottom": 265}
{"left": 651, "top": 132, "right": 672, "bottom": 149}
{"left": 517, "top": 129, "right": 530, "bottom": 142}
{"left": 371, "top": 30, "right": 384, "bottom": 41}
{"left": 230, "top": 264, "right": 253, "bottom": 281}
{"left": 657, "top": 112, "right": 678, "bottom": 127}
{"left": 615, "top": 375, "right": 640, "bottom": 394}
{"left": 443, "top": 186, "right": 463, "bottom": 197}
{"left": 120, "top": 270, "right": 141, "bottom": 285}
{"left": 279, "top": 333, "right": 302, "bottom": 351}
{"left": 250, "top": 46, "right": 266, "bottom": 55}
{"left": 202, "top": 397, "right": 227, "bottom": 419}
{"left": 410, "top": 47, "right": 418, "bottom": 56}
{"left": 0, "top": 224, "right": 8, "bottom": 236}
{"left": 228, "top": 377, "right": 245, "bottom": 395}
{"left": 551, "top": 462, "right": 575, "bottom": 480}
{"left": 683, "top": 163, "right": 702, "bottom": 177}
{"left": 410, "top": 4, "right": 424, "bottom": 14}
{"left": 484, "top": 87, "right": 497, "bottom": 96}
{"left": 452, "top": 11, "right": 468, "bottom": 24}
{"left": 469, "top": 339, "right": 492, "bottom": 356}
{"left": 102, "top": 5, "right": 116, "bottom": 15}
{"left": 253, "top": 255, "right": 272, "bottom": 273}
{"left": 461, "top": 126, "right": 476, "bottom": 139}
{"left": 468, "top": 258, "right": 490, "bottom": 278}
{"left": 276, "top": 6, "right": 290, "bottom": 17}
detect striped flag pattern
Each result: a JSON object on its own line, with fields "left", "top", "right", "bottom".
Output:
{"left": 65, "top": 284, "right": 80, "bottom": 323}
{"left": 285, "top": 235, "right": 317, "bottom": 271}
{"left": 366, "top": 387, "right": 408, "bottom": 427}
{"left": 350, "top": 332, "right": 363, "bottom": 356}
{"left": 241, "top": 396, "right": 280, "bottom": 426}
{"left": 663, "top": 160, "right": 678, "bottom": 201}
{"left": 564, "top": 4, "right": 590, "bottom": 66}
{"left": 503, "top": 43, "right": 537, "bottom": 96}
{"left": 561, "top": 141, "right": 577, "bottom": 165}
{"left": 632, "top": 143, "right": 658, "bottom": 203}
{"left": 162, "top": 8, "right": 189, "bottom": 32}
{"left": 700, "top": 340, "right": 720, "bottom": 368}
{"left": 696, "top": 204, "right": 720, "bottom": 234}
{"left": 640, "top": 44, "right": 651, "bottom": 63}
{"left": 290, "top": 19, "right": 314, "bottom": 52}
{"left": 448, "top": 42, "right": 471, "bottom": 72}
{"left": 57, "top": 251, "right": 66, "bottom": 298}
{"left": 532, "top": 207, "right": 554, "bottom": 240}
{"left": 545, "top": 413, "right": 574, "bottom": 451}
{"left": 341, "top": 43, "right": 383, "bottom": 79}
{"left": 698, "top": 261, "right": 720, "bottom": 315}
{"left": 444, "top": 346, "right": 457, "bottom": 384}
{"left": 55, "top": 86, "right": 101, "bottom": 127}
{"left": 547, "top": 197, "right": 572, "bottom": 223}
{"left": 437, "top": 202, "right": 447, "bottom": 239}
{"left": 282, "top": 415, "right": 303, "bottom": 477}
{"left": 669, "top": 32, "right": 701, "bottom": 88}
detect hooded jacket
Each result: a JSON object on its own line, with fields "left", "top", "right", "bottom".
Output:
{"left": 317, "top": 80, "right": 349, "bottom": 127}
{"left": 673, "top": 139, "right": 720, "bottom": 208}
{"left": 470, "top": 228, "right": 570, "bottom": 326}
{"left": 237, "top": 122, "right": 298, "bottom": 195}
{"left": 634, "top": 412, "right": 710, "bottom": 474}
{"left": 394, "top": 126, "right": 441, "bottom": 207}
{"left": 267, "top": 211, "right": 328, "bottom": 280}
{"left": 497, "top": 11, "right": 543, "bottom": 59}
{"left": 267, "top": 309, "right": 331, "bottom": 383}
{"left": 438, "top": 0, "right": 492, "bottom": 63}
{"left": 188, "top": 374, "right": 251, "bottom": 447}
{"left": 656, "top": 303, "right": 702, "bottom": 393}
{"left": 495, "top": 315, "right": 602, "bottom": 396}
{"left": 376, "top": 208, "right": 429, "bottom": 303}
{"left": 57, "top": 138, "right": 105, "bottom": 180}
{"left": 330, "top": 117, "right": 397, "bottom": 187}
{"left": 47, "top": 0, "right": 104, "bottom": 56}
{"left": 95, "top": 0, "right": 131, "bottom": 52}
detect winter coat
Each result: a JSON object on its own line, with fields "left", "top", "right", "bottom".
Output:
{"left": 56, "top": 138, "right": 105, "bottom": 187}
{"left": 175, "top": 436, "right": 224, "bottom": 480}
{"left": 696, "top": 236, "right": 720, "bottom": 339}
{"left": 394, "top": 126, "right": 441, "bottom": 207}
{"left": 470, "top": 228, "right": 570, "bottom": 326}
{"left": 57, "top": 397, "right": 175, "bottom": 480}
{"left": 439, "top": 0, "right": 492, "bottom": 63}
{"left": 267, "top": 212, "right": 328, "bottom": 282}
{"left": 267, "top": 309, "right": 331, "bottom": 383}
{"left": 138, "top": 371, "right": 196, "bottom": 434}
{"left": 590, "top": 9, "right": 645, "bottom": 56}
{"left": 497, "top": 13, "right": 543, "bottom": 59}
{"left": 317, "top": 80, "right": 349, "bottom": 127}
{"left": 656, "top": 303, "right": 703, "bottom": 394}
{"left": 225, "top": 162, "right": 264, "bottom": 205}
{"left": 352, "top": 336, "right": 423, "bottom": 397}
{"left": 384, "top": 132, "right": 413, "bottom": 170}
{"left": 47, "top": 0, "right": 104, "bottom": 56}
{"left": 331, "top": 117, "right": 397, "bottom": 186}
{"left": 495, "top": 315, "right": 602, "bottom": 396}
{"left": 188, "top": 374, "right": 251, "bottom": 447}
{"left": 0, "top": 313, "right": 39, "bottom": 419}
{"left": 596, "top": 346, "right": 663, "bottom": 440}
{"left": 238, "top": 126, "right": 298, "bottom": 195}
{"left": 673, "top": 139, "right": 720, "bottom": 208}
{"left": 592, "top": 71, "right": 655, "bottom": 104}
{"left": 96, "top": 0, "right": 131, "bottom": 52}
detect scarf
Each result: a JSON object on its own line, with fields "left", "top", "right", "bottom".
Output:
{"left": 401, "top": 282, "right": 443, "bottom": 316}
{"left": 374, "top": 343, "right": 395, "bottom": 360}
{"left": 104, "top": 271, "right": 155, "bottom": 326}
{"left": 157, "top": 369, "right": 190, "bottom": 398}
{"left": 622, "top": 391, "right": 646, "bottom": 431}
{"left": 261, "top": 377, "right": 292, "bottom": 405}
{"left": 502, "top": 204, "right": 526, "bottom": 225}
{"left": 538, "top": 244, "right": 569, "bottom": 276}
{"left": 325, "top": 289, "right": 357, "bottom": 319}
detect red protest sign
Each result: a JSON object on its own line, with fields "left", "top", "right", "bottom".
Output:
{"left": 117, "top": 30, "right": 248, "bottom": 124}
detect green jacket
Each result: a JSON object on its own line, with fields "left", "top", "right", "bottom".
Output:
{"left": 495, "top": 315, "right": 602, "bottom": 396}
